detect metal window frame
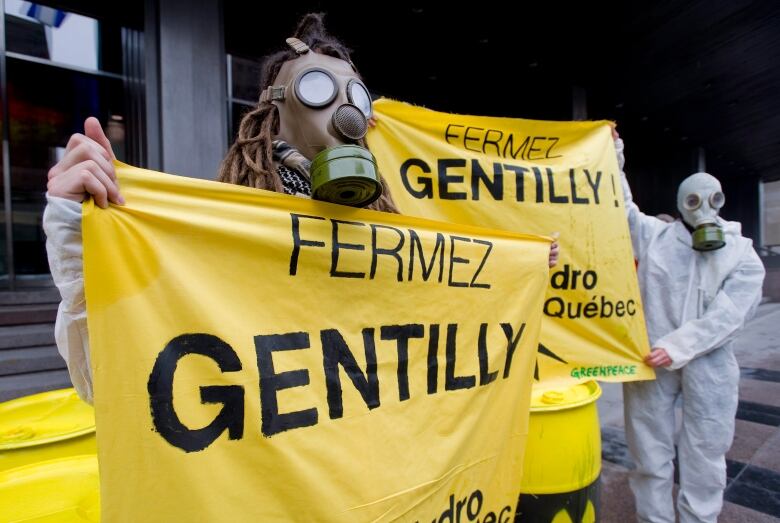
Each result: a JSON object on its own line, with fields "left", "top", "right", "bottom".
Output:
{"left": 226, "top": 53, "right": 260, "bottom": 145}
{"left": 5, "top": 51, "right": 124, "bottom": 80}
{"left": 0, "top": 0, "right": 15, "bottom": 288}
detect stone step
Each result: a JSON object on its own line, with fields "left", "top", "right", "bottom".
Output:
{"left": 0, "top": 303, "right": 58, "bottom": 326}
{"left": 0, "top": 369, "right": 73, "bottom": 403}
{"left": 0, "top": 345, "right": 65, "bottom": 376}
{"left": 0, "top": 288, "right": 60, "bottom": 306}
{"left": 0, "top": 323, "right": 55, "bottom": 350}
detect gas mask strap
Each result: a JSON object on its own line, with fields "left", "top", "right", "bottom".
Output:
{"left": 259, "top": 38, "right": 310, "bottom": 103}
{"left": 259, "top": 86, "right": 285, "bottom": 104}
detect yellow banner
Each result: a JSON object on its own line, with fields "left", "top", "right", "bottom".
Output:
{"left": 368, "top": 99, "right": 653, "bottom": 385}
{"left": 84, "top": 164, "right": 551, "bottom": 522}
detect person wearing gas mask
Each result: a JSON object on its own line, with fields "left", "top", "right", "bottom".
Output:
{"left": 43, "top": 13, "right": 561, "bottom": 402}
{"left": 614, "top": 129, "right": 765, "bottom": 523}
{"left": 217, "top": 15, "right": 398, "bottom": 210}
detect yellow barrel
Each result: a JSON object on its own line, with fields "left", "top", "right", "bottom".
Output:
{"left": 517, "top": 381, "right": 602, "bottom": 522}
{"left": 0, "top": 455, "right": 100, "bottom": 522}
{"left": 0, "top": 388, "right": 96, "bottom": 472}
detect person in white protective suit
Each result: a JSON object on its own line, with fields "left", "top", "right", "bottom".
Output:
{"left": 615, "top": 130, "right": 765, "bottom": 523}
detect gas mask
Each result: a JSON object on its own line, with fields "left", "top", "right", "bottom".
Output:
{"left": 260, "top": 38, "right": 382, "bottom": 207}
{"left": 676, "top": 172, "right": 726, "bottom": 251}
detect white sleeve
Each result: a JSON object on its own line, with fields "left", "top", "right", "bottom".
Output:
{"left": 658, "top": 245, "right": 766, "bottom": 369}
{"left": 616, "top": 138, "right": 667, "bottom": 259}
{"left": 43, "top": 195, "right": 93, "bottom": 404}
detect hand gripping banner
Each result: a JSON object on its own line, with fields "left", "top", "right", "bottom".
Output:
{"left": 368, "top": 99, "right": 654, "bottom": 386}
{"left": 83, "top": 164, "right": 551, "bottom": 522}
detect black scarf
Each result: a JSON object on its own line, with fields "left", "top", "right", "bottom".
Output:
{"left": 273, "top": 140, "right": 312, "bottom": 196}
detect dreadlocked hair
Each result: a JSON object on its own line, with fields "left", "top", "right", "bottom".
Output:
{"left": 219, "top": 103, "right": 283, "bottom": 192}
{"left": 217, "top": 12, "right": 399, "bottom": 213}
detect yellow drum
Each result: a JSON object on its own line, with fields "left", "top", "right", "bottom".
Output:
{"left": 517, "top": 381, "right": 602, "bottom": 523}
{"left": 0, "top": 388, "right": 96, "bottom": 472}
{"left": 0, "top": 455, "right": 100, "bottom": 522}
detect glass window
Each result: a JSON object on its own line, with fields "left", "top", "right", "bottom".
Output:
{"left": 5, "top": 1, "right": 123, "bottom": 74}
{"left": 227, "top": 55, "right": 262, "bottom": 144}
{"left": 7, "top": 58, "right": 127, "bottom": 275}
{"left": 230, "top": 55, "right": 263, "bottom": 103}
{"left": 1, "top": 3, "right": 140, "bottom": 282}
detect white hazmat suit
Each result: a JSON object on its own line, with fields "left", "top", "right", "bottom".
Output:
{"left": 43, "top": 195, "right": 93, "bottom": 403}
{"left": 616, "top": 138, "right": 765, "bottom": 523}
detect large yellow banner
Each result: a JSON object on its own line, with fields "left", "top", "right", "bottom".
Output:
{"left": 368, "top": 99, "right": 653, "bottom": 385}
{"left": 84, "top": 164, "right": 551, "bottom": 522}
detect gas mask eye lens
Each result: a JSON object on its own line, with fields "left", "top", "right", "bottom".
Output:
{"left": 347, "top": 80, "right": 372, "bottom": 118}
{"left": 709, "top": 191, "right": 725, "bottom": 209}
{"left": 683, "top": 193, "right": 701, "bottom": 211}
{"left": 296, "top": 69, "right": 337, "bottom": 107}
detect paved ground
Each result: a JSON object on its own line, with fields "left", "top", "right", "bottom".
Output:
{"left": 597, "top": 301, "right": 780, "bottom": 522}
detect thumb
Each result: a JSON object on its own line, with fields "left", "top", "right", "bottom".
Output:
{"left": 551, "top": 232, "right": 560, "bottom": 240}
{"left": 84, "top": 117, "right": 116, "bottom": 160}
{"left": 609, "top": 122, "right": 619, "bottom": 140}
